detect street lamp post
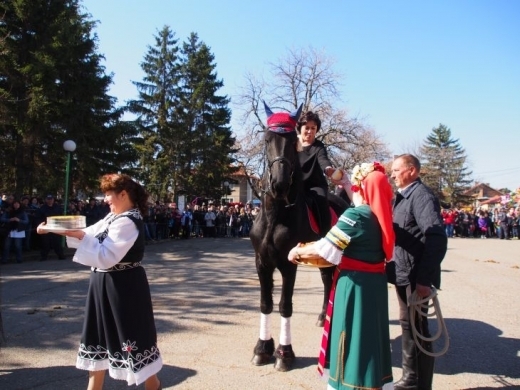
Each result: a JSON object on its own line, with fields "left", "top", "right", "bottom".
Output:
{"left": 223, "top": 181, "right": 230, "bottom": 205}
{"left": 63, "top": 140, "right": 77, "bottom": 217}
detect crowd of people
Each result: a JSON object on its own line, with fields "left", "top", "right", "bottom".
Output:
{"left": 141, "top": 202, "right": 259, "bottom": 242}
{"left": 0, "top": 194, "right": 111, "bottom": 263}
{"left": 441, "top": 206, "right": 520, "bottom": 239}
{"left": 0, "top": 192, "right": 260, "bottom": 263}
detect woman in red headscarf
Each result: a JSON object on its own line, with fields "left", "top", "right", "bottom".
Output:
{"left": 288, "top": 162, "right": 394, "bottom": 390}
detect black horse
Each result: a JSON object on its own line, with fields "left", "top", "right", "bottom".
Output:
{"left": 250, "top": 103, "right": 348, "bottom": 371}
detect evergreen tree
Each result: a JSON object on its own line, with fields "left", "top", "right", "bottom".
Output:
{"left": 127, "top": 25, "right": 182, "bottom": 201}
{"left": 420, "top": 124, "right": 473, "bottom": 206}
{"left": 128, "top": 29, "right": 236, "bottom": 202}
{"left": 0, "top": 0, "right": 138, "bottom": 196}
{"left": 178, "top": 33, "right": 237, "bottom": 201}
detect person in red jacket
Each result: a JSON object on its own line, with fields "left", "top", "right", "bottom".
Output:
{"left": 443, "top": 209, "right": 456, "bottom": 238}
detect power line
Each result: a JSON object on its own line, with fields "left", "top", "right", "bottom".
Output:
{"left": 473, "top": 166, "right": 520, "bottom": 175}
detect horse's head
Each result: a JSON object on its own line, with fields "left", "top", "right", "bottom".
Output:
{"left": 263, "top": 101, "right": 303, "bottom": 200}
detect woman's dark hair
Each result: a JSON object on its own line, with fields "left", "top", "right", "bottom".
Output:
{"left": 99, "top": 174, "right": 149, "bottom": 216}
{"left": 7, "top": 200, "right": 24, "bottom": 216}
{"left": 297, "top": 111, "right": 321, "bottom": 132}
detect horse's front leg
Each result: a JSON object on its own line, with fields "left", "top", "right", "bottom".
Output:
{"left": 273, "top": 261, "right": 298, "bottom": 371}
{"left": 317, "top": 266, "right": 334, "bottom": 327}
{"left": 252, "top": 257, "right": 275, "bottom": 366}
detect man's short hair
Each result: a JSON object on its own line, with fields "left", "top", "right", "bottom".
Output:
{"left": 396, "top": 154, "right": 421, "bottom": 171}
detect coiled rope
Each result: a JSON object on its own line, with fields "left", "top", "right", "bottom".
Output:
{"left": 409, "top": 287, "right": 450, "bottom": 357}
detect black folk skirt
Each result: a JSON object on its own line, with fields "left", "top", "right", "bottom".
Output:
{"left": 76, "top": 265, "right": 162, "bottom": 385}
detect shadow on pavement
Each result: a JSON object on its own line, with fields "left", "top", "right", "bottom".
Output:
{"left": 0, "top": 364, "right": 196, "bottom": 389}
{"left": 390, "top": 317, "right": 520, "bottom": 387}
{"left": 1, "top": 238, "right": 260, "bottom": 350}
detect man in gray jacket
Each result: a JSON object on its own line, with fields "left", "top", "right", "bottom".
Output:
{"left": 390, "top": 154, "right": 447, "bottom": 390}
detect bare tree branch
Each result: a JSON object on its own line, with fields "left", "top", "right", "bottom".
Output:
{"left": 232, "top": 46, "right": 390, "bottom": 191}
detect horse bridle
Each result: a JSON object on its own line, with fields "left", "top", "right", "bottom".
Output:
{"left": 263, "top": 154, "right": 297, "bottom": 207}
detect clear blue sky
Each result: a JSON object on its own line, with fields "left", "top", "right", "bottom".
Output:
{"left": 81, "top": 0, "right": 520, "bottom": 191}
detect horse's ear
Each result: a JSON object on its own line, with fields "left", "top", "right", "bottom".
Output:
{"left": 263, "top": 100, "right": 273, "bottom": 118}
{"left": 290, "top": 103, "right": 303, "bottom": 122}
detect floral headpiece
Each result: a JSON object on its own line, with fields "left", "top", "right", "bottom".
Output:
{"left": 350, "top": 161, "right": 386, "bottom": 192}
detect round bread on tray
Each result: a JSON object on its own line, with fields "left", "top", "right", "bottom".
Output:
{"left": 46, "top": 215, "right": 86, "bottom": 230}
{"left": 294, "top": 242, "right": 334, "bottom": 268}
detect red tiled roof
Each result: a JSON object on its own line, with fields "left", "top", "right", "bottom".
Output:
{"left": 478, "top": 195, "right": 502, "bottom": 205}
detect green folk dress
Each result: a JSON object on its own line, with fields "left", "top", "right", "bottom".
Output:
{"left": 323, "top": 205, "right": 393, "bottom": 390}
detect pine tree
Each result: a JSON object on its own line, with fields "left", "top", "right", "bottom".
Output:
{"left": 128, "top": 29, "right": 236, "bottom": 202}
{"left": 420, "top": 124, "right": 473, "bottom": 206}
{"left": 0, "top": 0, "right": 138, "bottom": 196}
{"left": 178, "top": 33, "right": 237, "bottom": 201}
{"left": 127, "top": 25, "right": 182, "bottom": 202}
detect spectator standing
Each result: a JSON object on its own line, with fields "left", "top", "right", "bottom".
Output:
{"left": 76, "top": 200, "right": 85, "bottom": 216}
{"left": 166, "top": 208, "right": 175, "bottom": 238}
{"left": 390, "top": 154, "right": 447, "bottom": 390}
{"left": 21, "top": 196, "right": 35, "bottom": 251}
{"left": 204, "top": 205, "right": 217, "bottom": 238}
{"left": 172, "top": 207, "right": 182, "bottom": 238}
{"left": 192, "top": 205, "right": 205, "bottom": 238}
{"left": 497, "top": 207, "right": 509, "bottom": 239}
{"left": 36, "top": 194, "right": 66, "bottom": 261}
{"left": 244, "top": 206, "right": 254, "bottom": 237}
{"left": 83, "top": 198, "right": 101, "bottom": 227}
{"left": 459, "top": 210, "right": 470, "bottom": 237}
{"left": 67, "top": 201, "right": 81, "bottom": 215}
{"left": 98, "top": 200, "right": 110, "bottom": 219}
{"left": 492, "top": 208, "right": 499, "bottom": 238}
{"left": 512, "top": 207, "right": 520, "bottom": 239}
{"left": 507, "top": 208, "right": 517, "bottom": 239}
{"left": 1, "top": 200, "right": 29, "bottom": 263}
{"left": 146, "top": 205, "right": 157, "bottom": 240}
{"left": 226, "top": 206, "right": 238, "bottom": 237}
{"left": 1, "top": 194, "right": 14, "bottom": 212}
{"left": 216, "top": 206, "right": 227, "bottom": 237}
{"left": 443, "top": 209, "right": 456, "bottom": 238}
{"left": 470, "top": 211, "right": 479, "bottom": 238}
{"left": 484, "top": 211, "right": 493, "bottom": 238}
{"left": 477, "top": 211, "right": 488, "bottom": 239}
{"left": 154, "top": 205, "right": 168, "bottom": 240}
{"left": 181, "top": 205, "right": 193, "bottom": 239}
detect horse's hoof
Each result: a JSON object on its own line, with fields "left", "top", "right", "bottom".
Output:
{"left": 252, "top": 338, "right": 274, "bottom": 366}
{"left": 252, "top": 353, "right": 272, "bottom": 366}
{"left": 316, "top": 313, "right": 325, "bottom": 327}
{"left": 274, "top": 344, "right": 295, "bottom": 372}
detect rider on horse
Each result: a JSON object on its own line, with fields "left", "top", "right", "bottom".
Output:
{"left": 297, "top": 111, "right": 337, "bottom": 236}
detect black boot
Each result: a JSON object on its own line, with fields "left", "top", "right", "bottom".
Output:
{"left": 394, "top": 324, "right": 418, "bottom": 390}
{"left": 417, "top": 318, "right": 435, "bottom": 390}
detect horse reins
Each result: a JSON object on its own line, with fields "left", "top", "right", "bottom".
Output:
{"left": 409, "top": 287, "right": 450, "bottom": 357}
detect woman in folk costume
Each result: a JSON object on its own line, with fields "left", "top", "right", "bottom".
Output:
{"left": 288, "top": 162, "right": 395, "bottom": 390}
{"left": 38, "top": 174, "right": 162, "bottom": 390}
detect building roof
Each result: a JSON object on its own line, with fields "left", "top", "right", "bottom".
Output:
{"left": 478, "top": 195, "right": 502, "bottom": 205}
{"left": 463, "top": 183, "right": 503, "bottom": 200}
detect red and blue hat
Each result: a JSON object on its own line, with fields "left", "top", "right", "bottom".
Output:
{"left": 264, "top": 101, "right": 303, "bottom": 133}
